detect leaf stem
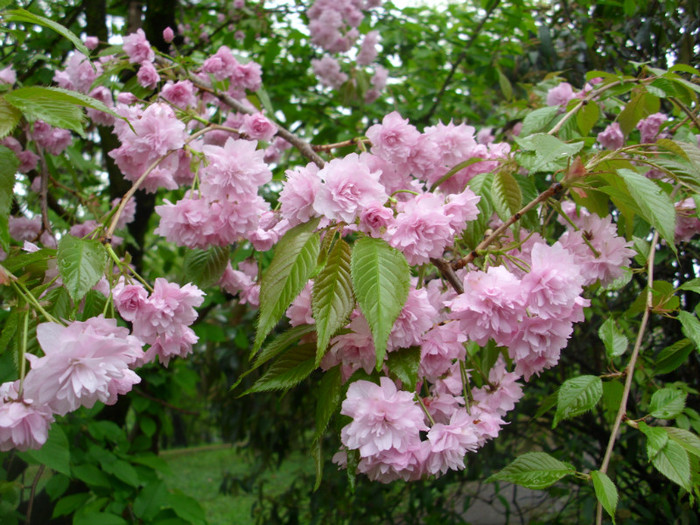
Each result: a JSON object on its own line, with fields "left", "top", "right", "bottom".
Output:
{"left": 595, "top": 229, "right": 659, "bottom": 525}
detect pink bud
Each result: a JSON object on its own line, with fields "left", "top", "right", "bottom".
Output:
{"left": 84, "top": 36, "right": 99, "bottom": 50}
{"left": 163, "top": 27, "right": 174, "bottom": 43}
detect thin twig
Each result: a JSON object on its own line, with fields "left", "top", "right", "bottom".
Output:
{"left": 422, "top": 0, "right": 502, "bottom": 123}
{"left": 595, "top": 229, "right": 659, "bottom": 525}
{"left": 451, "top": 181, "right": 564, "bottom": 271}
{"left": 159, "top": 56, "right": 326, "bottom": 168}
{"left": 25, "top": 464, "right": 45, "bottom": 525}
{"left": 430, "top": 257, "right": 464, "bottom": 294}
{"left": 311, "top": 138, "right": 371, "bottom": 151}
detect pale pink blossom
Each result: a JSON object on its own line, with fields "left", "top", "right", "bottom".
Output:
{"left": 0, "top": 65, "right": 16, "bottom": 84}
{"left": 9, "top": 216, "right": 41, "bottom": 242}
{"left": 419, "top": 322, "right": 467, "bottom": 381}
{"left": 279, "top": 163, "right": 321, "bottom": 226}
{"left": 388, "top": 287, "right": 437, "bottom": 350}
{"left": 286, "top": 281, "right": 314, "bottom": 326}
{"left": 357, "top": 30, "right": 379, "bottom": 66}
{"left": 359, "top": 203, "right": 394, "bottom": 237}
{"left": 546, "top": 82, "right": 576, "bottom": 106}
{"left": 472, "top": 357, "right": 523, "bottom": 416}
{"left": 637, "top": 112, "right": 667, "bottom": 143}
{"left": 340, "top": 377, "right": 427, "bottom": 457}
{"left": 0, "top": 382, "right": 53, "bottom": 452}
{"left": 312, "top": 153, "right": 387, "bottom": 223}
{"left": 675, "top": 198, "right": 700, "bottom": 242}
{"left": 86, "top": 86, "right": 115, "bottom": 126}
{"left": 32, "top": 121, "right": 72, "bottom": 155}
{"left": 53, "top": 52, "right": 101, "bottom": 93}
{"left": 161, "top": 80, "right": 196, "bottom": 108}
{"left": 200, "top": 138, "right": 271, "bottom": 201}
{"left": 425, "top": 410, "right": 480, "bottom": 475}
{"left": 84, "top": 36, "right": 99, "bottom": 50}
{"left": 366, "top": 111, "right": 420, "bottom": 165}
{"left": 597, "top": 122, "right": 624, "bottom": 150}
{"left": 23, "top": 316, "right": 144, "bottom": 416}
{"left": 137, "top": 61, "right": 159, "bottom": 88}
{"left": 123, "top": 29, "right": 154, "bottom": 64}
{"left": 241, "top": 113, "right": 276, "bottom": 142}
{"left": 163, "top": 27, "right": 175, "bottom": 43}
{"left": 311, "top": 56, "right": 348, "bottom": 89}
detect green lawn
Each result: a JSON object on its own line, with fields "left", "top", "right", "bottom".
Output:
{"left": 160, "top": 444, "right": 314, "bottom": 525}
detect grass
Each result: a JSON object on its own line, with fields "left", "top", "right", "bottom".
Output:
{"left": 160, "top": 444, "right": 314, "bottom": 525}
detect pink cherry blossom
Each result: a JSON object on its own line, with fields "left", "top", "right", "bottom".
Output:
{"left": 241, "top": 113, "right": 277, "bottom": 142}
{"left": 546, "top": 82, "right": 576, "bottom": 106}
{"left": 123, "top": 29, "right": 154, "bottom": 64}
{"left": 597, "top": 122, "right": 624, "bottom": 150}
{"left": 22, "top": 316, "right": 144, "bottom": 416}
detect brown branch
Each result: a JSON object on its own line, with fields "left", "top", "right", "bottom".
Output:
{"left": 595, "top": 230, "right": 659, "bottom": 525}
{"left": 160, "top": 57, "right": 326, "bottom": 168}
{"left": 312, "top": 138, "right": 371, "bottom": 151}
{"left": 452, "top": 181, "right": 564, "bottom": 271}
{"left": 430, "top": 257, "right": 464, "bottom": 294}
{"left": 25, "top": 464, "right": 44, "bottom": 525}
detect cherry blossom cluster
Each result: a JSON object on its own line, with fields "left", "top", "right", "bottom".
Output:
{"left": 0, "top": 275, "right": 204, "bottom": 451}
{"left": 271, "top": 109, "right": 638, "bottom": 481}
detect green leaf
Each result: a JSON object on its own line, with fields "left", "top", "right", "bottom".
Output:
{"left": 386, "top": 345, "right": 421, "bottom": 392}
{"left": 166, "top": 490, "right": 206, "bottom": 525}
{"left": 618, "top": 91, "right": 659, "bottom": 135}
{"left": 491, "top": 170, "right": 522, "bottom": 222}
{"left": 678, "top": 311, "right": 700, "bottom": 351}
{"left": 52, "top": 493, "right": 90, "bottom": 518}
{"left": 520, "top": 106, "right": 560, "bottom": 137}
{"left": 101, "top": 460, "right": 139, "bottom": 487}
{"left": 616, "top": 168, "right": 676, "bottom": 249}
{"left": 72, "top": 464, "right": 111, "bottom": 489}
{"left": 515, "top": 133, "right": 584, "bottom": 173}
{"left": 2, "top": 9, "right": 91, "bottom": 57}
{"left": 182, "top": 246, "right": 229, "bottom": 288}
{"left": 602, "top": 380, "right": 624, "bottom": 426}
{"left": 312, "top": 239, "right": 354, "bottom": 365}
{"left": 638, "top": 421, "right": 669, "bottom": 460}
{"left": 651, "top": 440, "right": 692, "bottom": 491}
{"left": 654, "top": 339, "right": 694, "bottom": 375}
{"left": 5, "top": 86, "right": 86, "bottom": 137}
{"left": 487, "top": 452, "right": 575, "bottom": 489}
{"left": 649, "top": 388, "right": 687, "bottom": 419}
{"left": 0, "top": 97, "right": 21, "bottom": 139}
{"left": 255, "top": 220, "right": 320, "bottom": 351}
{"left": 497, "top": 67, "right": 512, "bottom": 100}
{"left": 591, "top": 471, "right": 618, "bottom": 523}
{"left": 598, "top": 318, "right": 628, "bottom": 359}
{"left": 576, "top": 101, "right": 599, "bottom": 136}
{"left": 350, "top": 237, "right": 410, "bottom": 370}
{"left": 73, "top": 513, "right": 128, "bottom": 525}
{"left": 0, "top": 145, "right": 18, "bottom": 252}
{"left": 56, "top": 234, "right": 107, "bottom": 302}
{"left": 314, "top": 366, "right": 343, "bottom": 440}
{"left": 678, "top": 278, "right": 700, "bottom": 294}
{"left": 133, "top": 481, "right": 168, "bottom": 521}
{"left": 17, "top": 425, "right": 70, "bottom": 476}
{"left": 553, "top": 375, "right": 603, "bottom": 428}
{"left": 243, "top": 343, "right": 316, "bottom": 394}
{"left": 666, "top": 427, "right": 700, "bottom": 458}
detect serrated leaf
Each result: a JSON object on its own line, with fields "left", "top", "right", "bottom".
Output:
{"left": 255, "top": 220, "right": 320, "bottom": 351}
{"left": 638, "top": 421, "right": 669, "bottom": 460}
{"left": 56, "top": 234, "right": 107, "bottom": 302}
{"left": 5, "top": 86, "right": 86, "bottom": 137}
{"left": 616, "top": 168, "right": 676, "bottom": 249}
{"left": 350, "top": 237, "right": 410, "bottom": 371}
{"left": 183, "top": 246, "right": 229, "bottom": 288}
{"left": 487, "top": 452, "right": 575, "bottom": 489}
{"left": 52, "top": 493, "right": 90, "bottom": 519}
{"left": 0, "top": 145, "right": 18, "bottom": 252}
{"left": 598, "top": 318, "right": 628, "bottom": 359}
{"left": 386, "top": 345, "right": 421, "bottom": 391}
{"left": 101, "top": 459, "right": 139, "bottom": 487}
{"left": 520, "top": 106, "right": 560, "bottom": 137}
{"left": 678, "top": 278, "right": 700, "bottom": 294}
{"left": 553, "top": 375, "right": 603, "bottom": 428}
{"left": 243, "top": 343, "right": 316, "bottom": 394}
{"left": 666, "top": 427, "right": 700, "bottom": 458}
{"left": 591, "top": 471, "right": 618, "bottom": 523}
{"left": 514, "top": 133, "right": 584, "bottom": 173}
{"left": 654, "top": 339, "right": 694, "bottom": 375}
{"left": 678, "top": 311, "right": 700, "bottom": 351}
{"left": 133, "top": 481, "right": 168, "bottom": 521}
{"left": 649, "top": 388, "right": 687, "bottom": 419}
{"left": 3, "top": 9, "right": 91, "bottom": 57}
{"left": 576, "top": 101, "right": 599, "bottom": 136}
{"left": 651, "top": 440, "right": 692, "bottom": 491}
{"left": 491, "top": 170, "right": 522, "bottom": 221}
{"left": 312, "top": 239, "right": 354, "bottom": 365}
{"left": 314, "top": 366, "right": 342, "bottom": 440}
{"left": 0, "top": 96, "right": 21, "bottom": 139}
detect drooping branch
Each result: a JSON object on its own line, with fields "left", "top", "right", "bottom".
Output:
{"left": 595, "top": 229, "right": 659, "bottom": 525}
